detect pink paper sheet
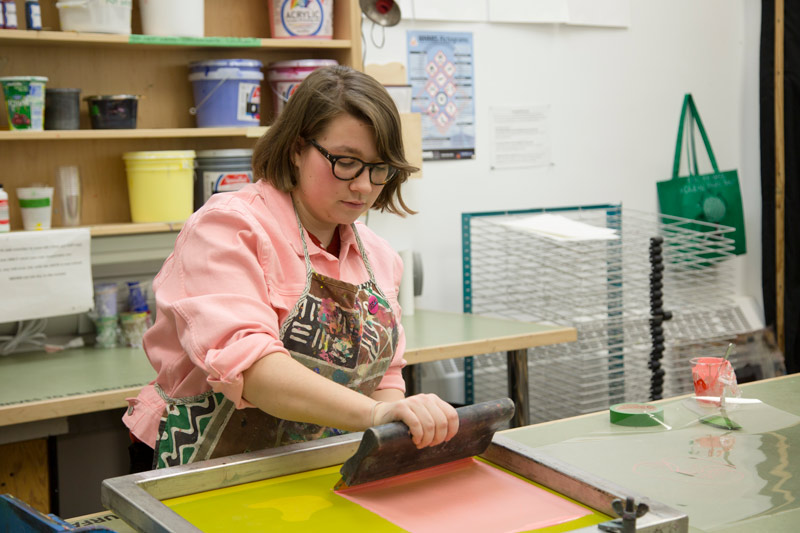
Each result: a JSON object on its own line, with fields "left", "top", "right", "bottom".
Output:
{"left": 336, "top": 458, "right": 590, "bottom": 533}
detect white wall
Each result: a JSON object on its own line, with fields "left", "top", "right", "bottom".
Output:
{"left": 363, "top": 0, "right": 764, "bottom": 320}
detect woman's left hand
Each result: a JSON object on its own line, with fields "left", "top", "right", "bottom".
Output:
{"left": 371, "top": 393, "right": 459, "bottom": 448}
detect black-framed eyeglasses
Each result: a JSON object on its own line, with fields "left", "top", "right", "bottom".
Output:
{"left": 307, "top": 139, "right": 397, "bottom": 185}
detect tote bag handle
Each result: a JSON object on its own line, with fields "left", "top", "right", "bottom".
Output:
{"left": 671, "top": 94, "right": 720, "bottom": 178}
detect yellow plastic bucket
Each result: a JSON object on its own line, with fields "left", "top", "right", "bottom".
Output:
{"left": 123, "top": 150, "right": 195, "bottom": 223}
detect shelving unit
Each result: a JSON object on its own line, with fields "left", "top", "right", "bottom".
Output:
{"left": 0, "top": 0, "right": 420, "bottom": 235}
{"left": 0, "top": 127, "right": 267, "bottom": 141}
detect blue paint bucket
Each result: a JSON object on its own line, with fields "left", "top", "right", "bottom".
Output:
{"left": 188, "top": 59, "right": 263, "bottom": 128}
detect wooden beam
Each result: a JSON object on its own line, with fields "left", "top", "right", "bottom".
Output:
{"left": 775, "top": 0, "right": 786, "bottom": 354}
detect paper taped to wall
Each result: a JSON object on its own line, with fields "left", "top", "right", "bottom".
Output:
{"left": 0, "top": 228, "right": 93, "bottom": 322}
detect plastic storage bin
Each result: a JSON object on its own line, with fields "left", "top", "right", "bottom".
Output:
{"left": 56, "top": 0, "right": 132, "bottom": 34}
{"left": 123, "top": 151, "right": 195, "bottom": 223}
{"left": 139, "top": 0, "right": 204, "bottom": 38}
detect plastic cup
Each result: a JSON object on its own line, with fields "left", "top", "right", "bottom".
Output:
{"left": 120, "top": 311, "right": 149, "bottom": 348}
{"left": 690, "top": 357, "right": 731, "bottom": 402}
{"left": 56, "top": 166, "right": 81, "bottom": 226}
{"left": 126, "top": 281, "right": 149, "bottom": 312}
{"left": 16, "top": 186, "right": 54, "bottom": 230}
{"left": 45, "top": 88, "right": 81, "bottom": 130}
{"left": 95, "top": 316, "right": 119, "bottom": 348}
{"left": 94, "top": 282, "right": 119, "bottom": 317}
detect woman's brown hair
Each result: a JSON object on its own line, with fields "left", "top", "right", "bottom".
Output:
{"left": 252, "top": 65, "right": 418, "bottom": 216}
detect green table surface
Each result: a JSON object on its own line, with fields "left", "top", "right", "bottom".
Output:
{"left": 0, "top": 309, "right": 574, "bottom": 427}
{"left": 402, "top": 309, "right": 575, "bottom": 363}
{"left": 502, "top": 374, "right": 800, "bottom": 533}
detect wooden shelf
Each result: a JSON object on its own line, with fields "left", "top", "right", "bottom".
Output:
{"left": 0, "top": 29, "right": 352, "bottom": 50}
{"left": 90, "top": 222, "right": 184, "bottom": 237}
{"left": 0, "top": 127, "right": 267, "bottom": 141}
{"left": 4, "top": 222, "right": 184, "bottom": 237}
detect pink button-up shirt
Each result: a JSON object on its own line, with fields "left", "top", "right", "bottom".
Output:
{"left": 123, "top": 180, "right": 407, "bottom": 447}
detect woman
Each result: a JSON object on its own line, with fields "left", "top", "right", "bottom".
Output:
{"left": 123, "top": 65, "right": 459, "bottom": 471}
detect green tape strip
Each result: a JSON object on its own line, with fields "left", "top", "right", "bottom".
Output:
{"left": 19, "top": 198, "right": 51, "bottom": 208}
{"left": 609, "top": 403, "right": 664, "bottom": 427}
{"left": 128, "top": 35, "right": 262, "bottom": 47}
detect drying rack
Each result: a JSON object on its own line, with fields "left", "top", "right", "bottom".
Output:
{"left": 456, "top": 204, "right": 750, "bottom": 423}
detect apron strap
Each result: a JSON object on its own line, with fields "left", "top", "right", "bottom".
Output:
{"left": 350, "top": 223, "right": 379, "bottom": 287}
{"left": 291, "top": 199, "right": 316, "bottom": 285}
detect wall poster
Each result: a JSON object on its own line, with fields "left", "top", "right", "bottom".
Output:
{"left": 406, "top": 31, "right": 475, "bottom": 160}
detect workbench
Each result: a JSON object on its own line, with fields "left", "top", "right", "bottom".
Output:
{"left": 503, "top": 373, "right": 800, "bottom": 533}
{"left": 0, "top": 309, "right": 575, "bottom": 515}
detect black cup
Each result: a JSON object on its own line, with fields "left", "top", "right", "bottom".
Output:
{"left": 45, "top": 88, "right": 81, "bottom": 130}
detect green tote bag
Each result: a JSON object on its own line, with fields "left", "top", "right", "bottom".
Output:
{"left": 657, "top": 94, "right": 747, "bottom": 255}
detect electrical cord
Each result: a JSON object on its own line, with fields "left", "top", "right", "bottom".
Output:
{"left": 0, "top": 319, "right": 48, "bottom": 356}
{"left": 0, "top": 318, "right": 86, "bottom": 355}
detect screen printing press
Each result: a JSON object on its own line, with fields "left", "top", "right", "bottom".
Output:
{"left": 91, "top": 399, "right": 686, "bottom": 533}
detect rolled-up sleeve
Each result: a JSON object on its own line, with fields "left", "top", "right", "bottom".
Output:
{"left": 166, "top": 205, "right": 291, "bottom": 407}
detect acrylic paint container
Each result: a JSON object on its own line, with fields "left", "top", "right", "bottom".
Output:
{"left": 266, "top": 59, "right": 337, "bottom": 115}
{"left": 194, "top": 149, "right": 254, "bottom": 210}
{"left": 85, "top": 94, "right": 139, "bottom": 129}
{"left": 56, "top": 0, "right": 132, "bottom": 34}
{"left": 0, "top": 76, "right": 47, "bottom": 131}
{"left": 188, "top": 59, "right": 263, "bottom": 127}
{"left": 45, "top": 88, "right": 81, "bottom": 130}
{"left": 122, "top": 150, "right": 195, "bottom": 223}
{"left": 268, "top": 0, "right": 333, "bottom": 39}
{"left": 139, "top": 0, "right": 204, "bottom": 38}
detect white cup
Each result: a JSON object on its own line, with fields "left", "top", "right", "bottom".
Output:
{"left": 17, "top": 186, "right": 54, "bottom": 231}
{"left": 56, "top": 166, "right": 81, "bottom": 226}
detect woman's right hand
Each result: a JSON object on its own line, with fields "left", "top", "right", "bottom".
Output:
{"left": 371, "top": 394, "right": 459, "bottom": 449}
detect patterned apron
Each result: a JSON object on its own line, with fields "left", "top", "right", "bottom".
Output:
{"left": 153, "top": 215, "right": 399, "bottom": 469}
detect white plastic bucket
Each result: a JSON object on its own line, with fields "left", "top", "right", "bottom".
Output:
{"left": 56, "top": 0, "right": 132, "bottom": 34}
{"left": 266, "top": 59, "right": 337, "bottom": 115}
{"left": 140, "top": 0, "right": 204, "bottom": 38}
{"left": 268, "top": 0, "right": 334, "bottom": 39}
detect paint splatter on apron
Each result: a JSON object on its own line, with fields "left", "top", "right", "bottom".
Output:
{"left": 153, "top": 216, "right": 398, "bottom": 469}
